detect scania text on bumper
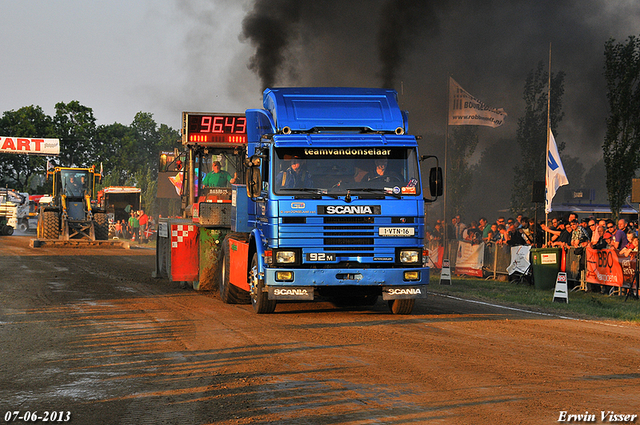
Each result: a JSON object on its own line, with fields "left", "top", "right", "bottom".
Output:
{"left": 382, "top": 286, "right": 427, "bottom": 300}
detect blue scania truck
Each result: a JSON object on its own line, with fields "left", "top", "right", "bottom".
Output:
{"left": 220, "top": 87, "right": 442, "bottom": 314}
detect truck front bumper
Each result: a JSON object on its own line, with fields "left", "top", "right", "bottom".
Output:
{"left": 264, "top": 266, "right": 429, "bottom": 300}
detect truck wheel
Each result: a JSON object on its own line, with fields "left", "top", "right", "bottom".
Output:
{"left": 18, "top": 223, "right": 28, "bottom": 232}
{"left": 219, "top": 240, "right": 250, "bottom": 304}
{"left": 388, "top": 299, "right": 415, "bottom": 315}
{"left": 42, "top": 211, "right": 60, "bottom": 240}
{"left": 3, "top": 225, "right": 14, "bottom": 236}
{"left": 94, "top": 213, "right": 108, "bottom": 240}
{"left": 250, "top": 253, "right": 276, "bottom": 314}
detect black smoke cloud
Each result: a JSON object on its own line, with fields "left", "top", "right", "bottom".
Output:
{"left": 239, "top": 0, "right": 638, "bottom": 154}
{"left": 377, "top": 0, "right": 440, "bottom": 89}
{"left": 240, "top": 0, "right": 302, "bottom": 90}
{"left": 238, "top": 0, "right": 640, "bottom": 216}
{"left": 241, "top": 0, "right": 442, "bottom": 90}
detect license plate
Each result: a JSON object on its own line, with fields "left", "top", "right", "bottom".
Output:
{"left": 306, "top": 253, "right": 336, "bottom": 261}
{"left": 378, "top": 227, "right": 415, "bottom": 236}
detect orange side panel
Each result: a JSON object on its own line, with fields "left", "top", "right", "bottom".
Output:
{"left": 170, "top": 224, "right": 199, "bottom": 281}
{"left": 228, "top": 238, "right": 250, "bottom": 291}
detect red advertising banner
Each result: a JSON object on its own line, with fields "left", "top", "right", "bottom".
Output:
{"left": 585, "top": 247, "right": 635, "bottom": 288}
{"left": 0, "top": 137, "right": 60, "bottom": 155}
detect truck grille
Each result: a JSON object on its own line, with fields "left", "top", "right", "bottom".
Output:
{"left": 324, "top": 225, "right": 374, "bottom": 230}
{"left": 324, "top": 217, "right": 374, "bottom": 224}
{"left": 278, "top": 210, "right": 421, "bottom": 264}
{"left": 324, "top": 237, "right": 374, "bottom": 245}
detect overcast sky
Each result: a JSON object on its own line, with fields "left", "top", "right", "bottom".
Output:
{"left": 2, "top": 0, "right": 640, "bottom": 169}
{"left": 1, "top": 0, "right": 259, "bottom": 130}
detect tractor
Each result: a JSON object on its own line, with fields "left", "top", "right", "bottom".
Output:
{"left": 37, "top": 166, "right": 108, "bottom": 241}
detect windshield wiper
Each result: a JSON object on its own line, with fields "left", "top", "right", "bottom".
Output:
{"left": 279, "top": 188, "right": 321, "bottom": 194}
{"left": 348, "top": 188, "right": 401, "bottom": 199}
{"left": 279, "top": 188, "right": 340, "bottom": 199}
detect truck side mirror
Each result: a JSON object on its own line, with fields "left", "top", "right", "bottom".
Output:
{"left": 429, "top": 167, "right": 443, "bottom": 197}
{"left": 420, "top": 155, "right": 442, "bottom": 203}
{"left": 245, "top": 155, "right": 262, "bottom": 198}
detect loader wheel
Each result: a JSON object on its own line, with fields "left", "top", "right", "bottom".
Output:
{"left": 250, "top": 252, "right": 276, "bottom": 314}
{"left": 94, "top": 213, "right": 108, "bottom": 240}
{"left": 218, "top": 239, "right": 250, "bottom": 304}
{"left": 42, "top": 211, "right": 60, "bottom": 240}
{"left": 388, "top": 299, "right": 415, "bottom": 315}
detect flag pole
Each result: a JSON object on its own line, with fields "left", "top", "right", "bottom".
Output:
{"left": 444, "top": 76, "right": 450, "bottom": 255}
{"left": 545, "top": 43, "right": 552, "bottom": 246}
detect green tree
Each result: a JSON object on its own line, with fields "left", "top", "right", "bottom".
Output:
{"left": 94, "top": 115, "right": 178, "bottom": 187}
{"left": 603, "top": 36, "right": 640, "bottom": 218}
{"left": 0, "top": 102, "right": 181, "bottom": 207}
{"left": 53, "top": 101, "right": 97, "bottom": 167}
{"left": 511, "top": 61, "right": 565, "bottom": 216}
{"left": 0, "top": 105, "right": 55, "bottom": 190}
{"left": 135, "top": 165, "right": 158, "bottom": 216}
{"left": 94, "top": 113, "right": 180, "bottom": 215}
{"left": 94, "top": 123, "right": 135, "bottom": 185}
{"left": 447, "top": 126, "right": 479, "bottom": 219}
{"left": 130, "top": 112, "right": 160, "bottom": 169}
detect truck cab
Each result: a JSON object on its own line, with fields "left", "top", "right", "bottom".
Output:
{"left": 225, "top": 88, "right": 442, "bottom": 314}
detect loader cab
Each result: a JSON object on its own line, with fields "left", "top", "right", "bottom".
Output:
{"left": 196, "top": 148, "right": 245, "bottom": 200}
{"left": 60, "top": 170, "right": 92, "bottom": 199}
{"left": 180, "top": 146, "right": 246, "bottom": 208}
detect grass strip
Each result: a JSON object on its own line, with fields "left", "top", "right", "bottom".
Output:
{"left": 428, "top": 272, "right": 640, "bottom": 323}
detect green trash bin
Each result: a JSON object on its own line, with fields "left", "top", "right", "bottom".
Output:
{"left": 530, "top": 247, "right": 562, "bottom": 290}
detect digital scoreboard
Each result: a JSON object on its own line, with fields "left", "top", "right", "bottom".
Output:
{"left": 182, "top": 112, "right": 247, "bottom": 145}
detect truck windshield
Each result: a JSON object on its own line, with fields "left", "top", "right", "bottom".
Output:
{"left": 273, "top": 147, "right": 421, "bottom": 196}
{"left": 60, "top": 170, "right": 91, "bottom": 198}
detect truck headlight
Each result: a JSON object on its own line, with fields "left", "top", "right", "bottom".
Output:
{"left": 399, "top": 249, "right": 420, "bottom": 264}
{"left": 275, "top": 250, "right": 296, "bottom": 264}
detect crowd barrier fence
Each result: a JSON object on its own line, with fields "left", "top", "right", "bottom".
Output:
{"left": 427, "top": 240, "right": 638, "bottom": 295}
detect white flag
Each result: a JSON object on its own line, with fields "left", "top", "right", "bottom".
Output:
{"left": 448, "top": 77, "right": 507, "bottom": 127}
{"left": 545, "top": 130, "right": 569, "bottom": 213}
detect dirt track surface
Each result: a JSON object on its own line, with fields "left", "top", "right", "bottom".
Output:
{"left": 1, "top": 235, "right": 639, "bottom": 425}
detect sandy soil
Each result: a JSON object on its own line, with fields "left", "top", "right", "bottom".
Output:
{"left": 1, "top": 235, "right": 639, "bottom": 424}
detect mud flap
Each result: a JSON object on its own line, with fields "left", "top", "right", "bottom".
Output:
{"left": 382, "top": 286, "right": 428, "bottom": 300}
{"left": 268, "top": 287, "right": 314, "bottom": 301}
{"left": 195, "top": 228, "right": 227, "bottom": 291}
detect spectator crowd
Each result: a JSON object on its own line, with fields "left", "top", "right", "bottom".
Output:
{"left": 113, "top": 209, "right": 155, "bottom": 244}
{"left": 427, "top": 213, "right": 638, "bottom": 258}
